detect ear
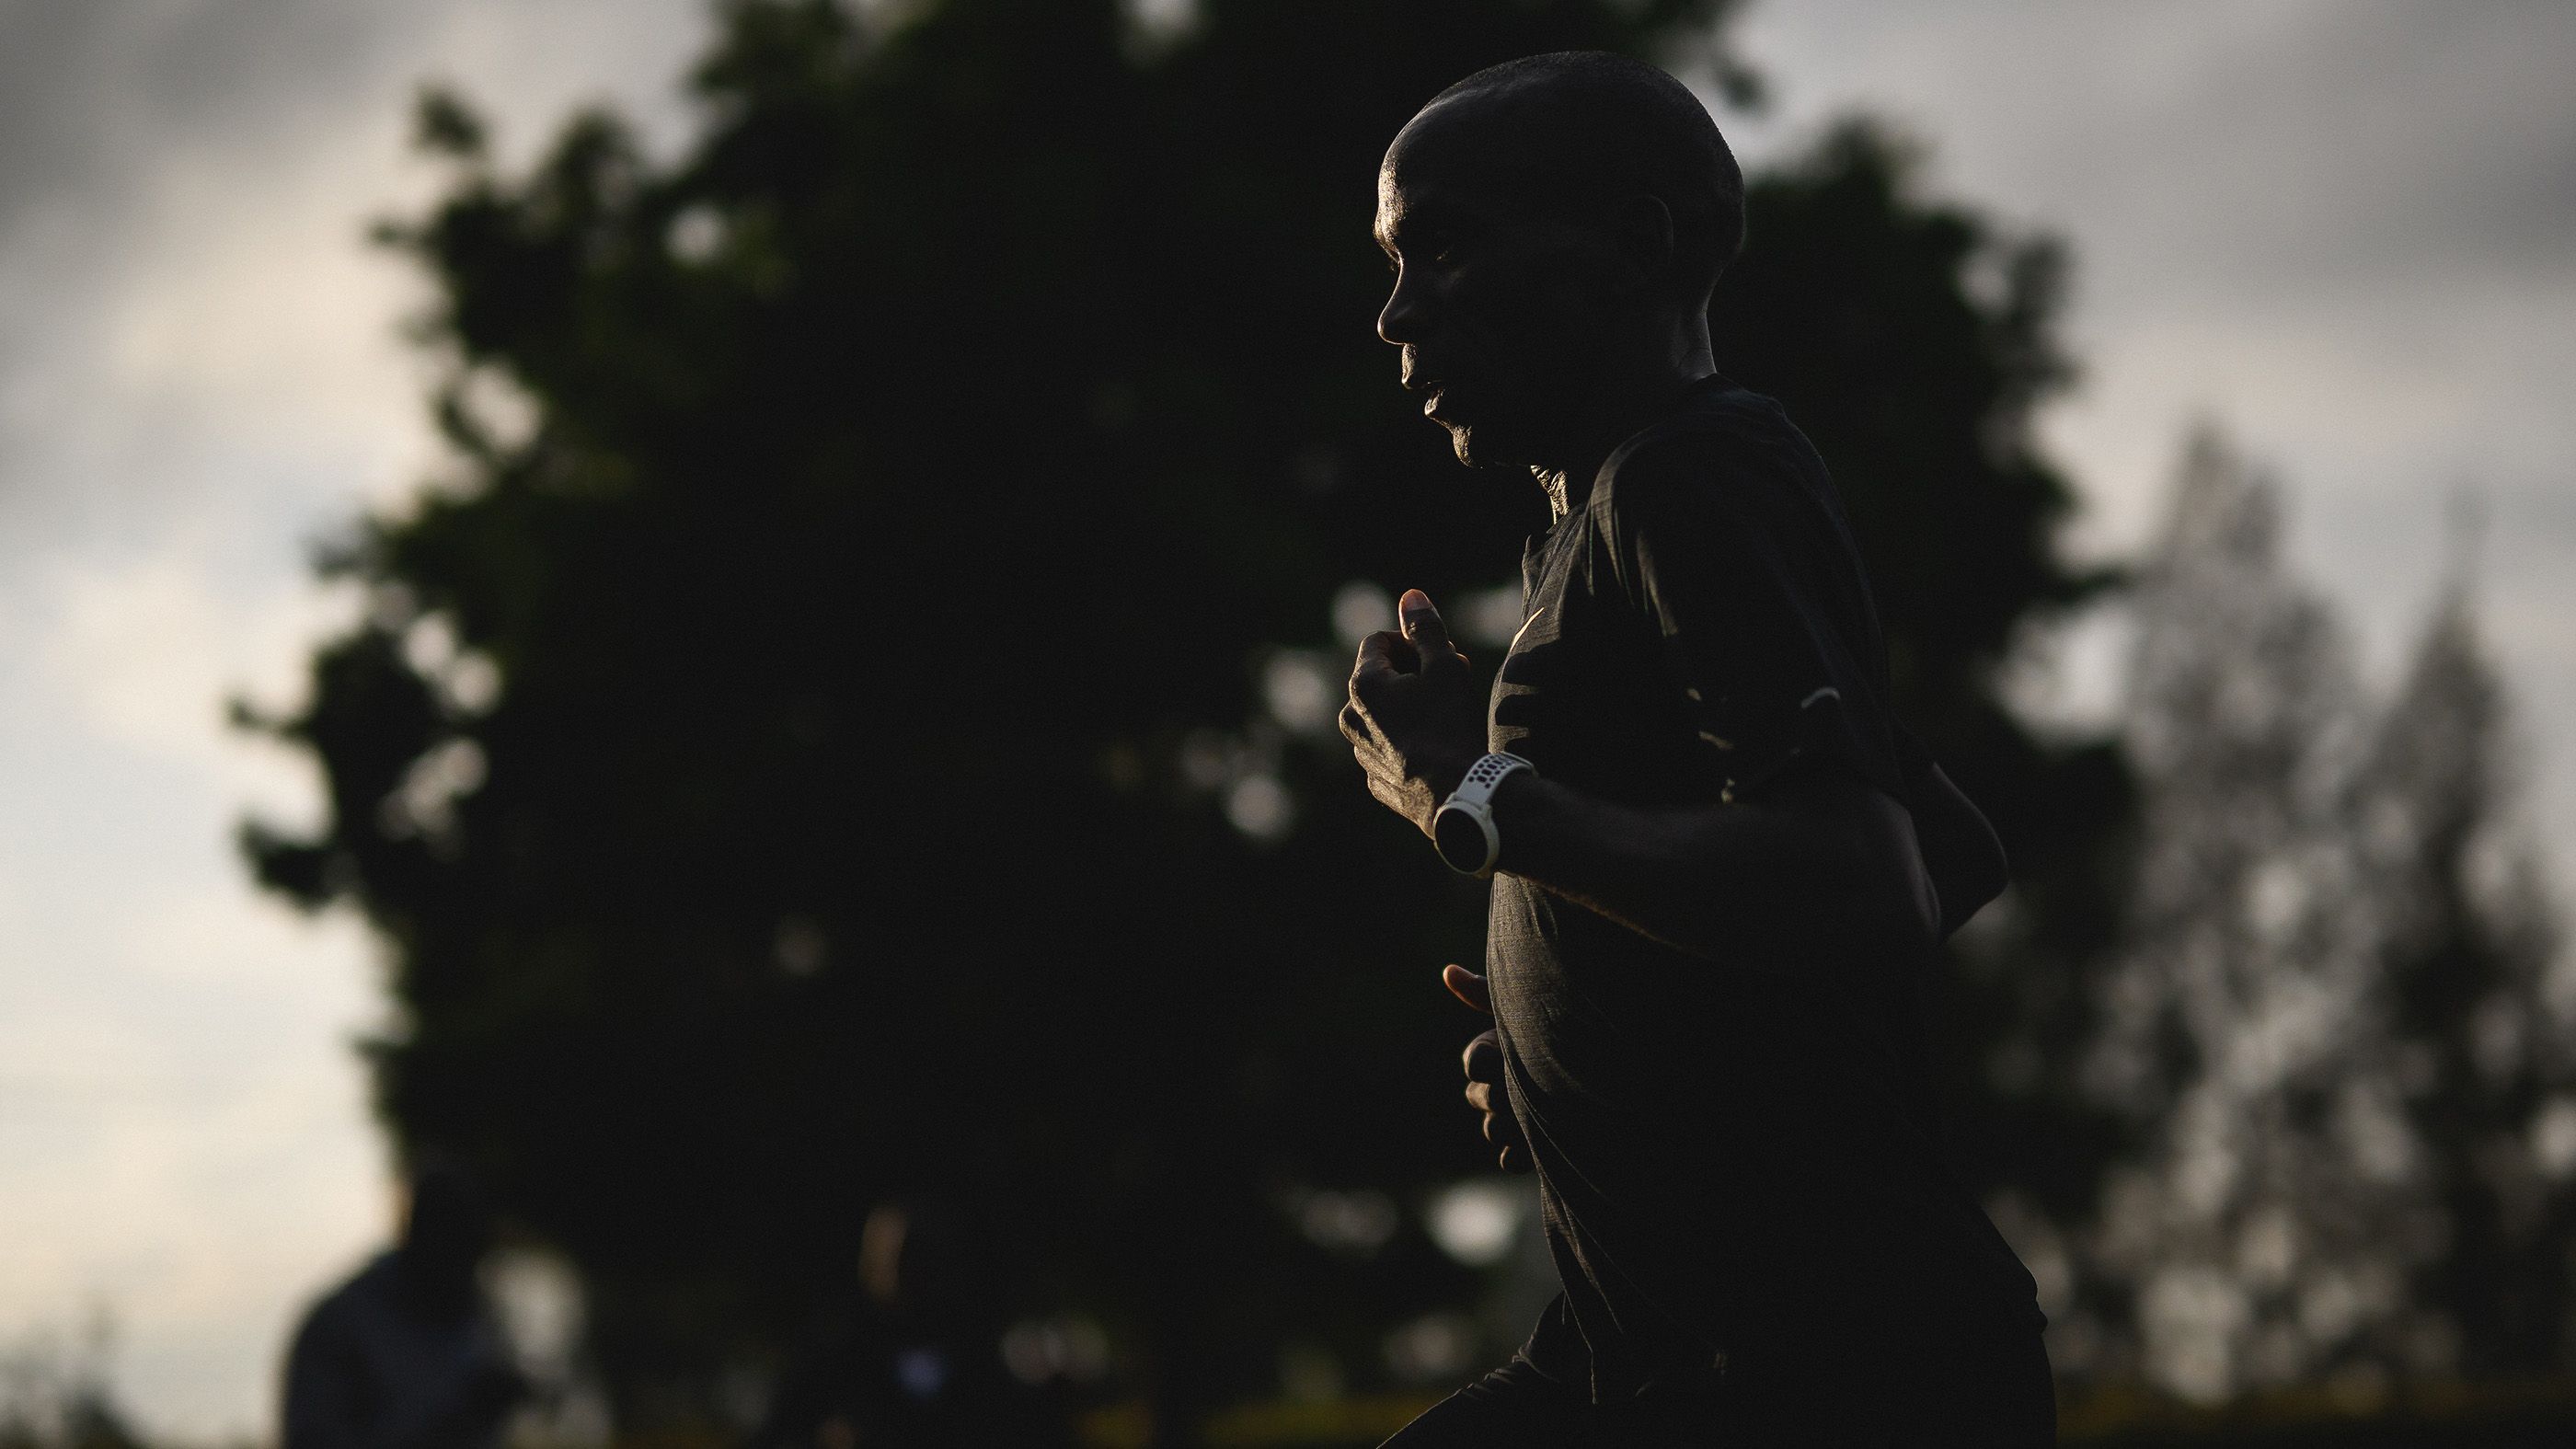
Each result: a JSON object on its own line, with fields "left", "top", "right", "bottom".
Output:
{"left": 1604, "top": 193, "right": 1676, "bottom": 297}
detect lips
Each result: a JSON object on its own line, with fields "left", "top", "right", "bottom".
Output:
{"left": 1415, "top": 378, "right": 1462, "bottom": 421}
{"left": 1404, "top": 356, "right": 1468, "bottom": 423}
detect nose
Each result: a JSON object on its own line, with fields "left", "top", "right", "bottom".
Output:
{"left": 1377, "top": 263, "right": 1429, "bottom": 347}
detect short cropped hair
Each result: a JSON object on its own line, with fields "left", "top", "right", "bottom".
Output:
{"left": 1432, "top": 52, "right": 1745, "bottom": 300}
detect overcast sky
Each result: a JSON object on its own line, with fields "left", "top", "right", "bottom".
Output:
{"left": 2, "top": 1, "right": 2570, "bottom": 1439}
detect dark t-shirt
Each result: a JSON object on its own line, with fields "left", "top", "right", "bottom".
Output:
{"left": 1483, "top": 377, "right": 2043, "bottom": 1408}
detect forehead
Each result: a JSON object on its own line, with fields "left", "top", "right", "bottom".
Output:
{"left": 1375, "top": 91, "right": 1565, "bottom": 246}
{"left": 1373, "top": 167, "right": 1451, "bottom": 249}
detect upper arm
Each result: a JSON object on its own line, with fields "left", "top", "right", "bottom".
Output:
{"left": 1737, "top": 767, "right": 1940, "bottom": 951}
{"left": 1603, "top": 432, "right": 1905, "bottom": 805}
{"left": 1599, "top": 433, "right": 1947, "bottom": 952}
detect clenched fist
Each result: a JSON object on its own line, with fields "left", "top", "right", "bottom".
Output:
{"left": 1443, "top": 964, "right": 1530, "bottom": 1175}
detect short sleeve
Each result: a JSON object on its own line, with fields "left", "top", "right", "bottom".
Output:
{"left": 1602, "top": 430, "right": 1904, "bottom": 802}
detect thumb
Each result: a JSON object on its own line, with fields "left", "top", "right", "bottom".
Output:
{"left": 1399, "top": 589, "right": 1465, "bottom": 672}
{"left": 1442, "top": 963, "right": 1492, "bottom": 1016}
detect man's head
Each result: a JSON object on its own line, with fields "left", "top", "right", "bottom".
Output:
{"left": 1374, "top": 52, "right": 1742, "bottom": 471}
{"left": 395, "top": 1157, "right": 498, "bottom": 1317}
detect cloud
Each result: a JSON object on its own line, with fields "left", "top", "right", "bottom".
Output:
{"left": 1735, "top": 0, "right": 2576, "bottom": 305}
{"left": 34, "top": 547, "right": 353, "bottom": 786}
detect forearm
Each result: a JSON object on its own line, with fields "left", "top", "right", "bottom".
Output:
{"left": 1486, "top": 767, "right": 1935, "bottom": 961}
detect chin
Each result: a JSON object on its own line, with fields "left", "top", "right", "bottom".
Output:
{"left": 1444, "top": 420, "right": 1526, "bottom": 472}
{"left": 1444, "top": 424, "right": 1478, "bottom": 466}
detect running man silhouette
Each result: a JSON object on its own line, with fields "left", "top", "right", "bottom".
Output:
{"left": 1341, "top": 52, "right": 2053, "bottom": 1445}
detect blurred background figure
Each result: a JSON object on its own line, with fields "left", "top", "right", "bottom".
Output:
{"left": 751, "top": 1200, "right": 1069, "bottom": 1449}
{"left": 280, "top": 1160, "right": 526, "bottom": 1449}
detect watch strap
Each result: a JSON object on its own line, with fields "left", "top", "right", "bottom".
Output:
{"left": 1433, "top": 753, "right": 1535, "bottom": 879}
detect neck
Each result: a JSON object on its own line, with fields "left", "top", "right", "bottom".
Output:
{"left": 1531, "top": 328, "right": 1719, "bottom": 518}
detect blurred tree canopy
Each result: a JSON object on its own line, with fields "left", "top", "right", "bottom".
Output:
{"left": 2071, "top": 432, "right": 2576, "bottom": 1399}
{"left": 240, "top": 0, "right": 2122, "bottom": 1432}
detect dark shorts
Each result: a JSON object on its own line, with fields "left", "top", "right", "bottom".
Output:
{"left": 1379, "top": 1331, "right": 2056, "bottom": 1448}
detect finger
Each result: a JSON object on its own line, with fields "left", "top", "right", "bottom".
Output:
{"left": 1353, "top": 630, "right": 1418, "bottom": 682}
{"left": 1463, "top": 1030, "right": 1505, "bottom": 1082}
{"left": 1339, "top": 702, "right": 1370, "bottom": 747}
{"left": 1465, "top": 1080, "right": 1494, "bottom": 1113}
{"left": 1499, "top": 1143, "right": 1531, "bottom": 1175}
{"left": 1398, "top": 590, "right": 1465, "bottom": 673}
{"left": 1441, "top": 963, "right": 1491, "bottom": 1015}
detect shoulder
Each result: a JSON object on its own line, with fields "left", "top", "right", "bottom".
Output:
{"left": 1591, "top": 385, "right": 1822, "bottom": 529}
{"left": 297, "top": 1254, "right": 398, "bottom": 1340}
{"left": 1587, "top": 390, "right": 1837, "bottom": 579}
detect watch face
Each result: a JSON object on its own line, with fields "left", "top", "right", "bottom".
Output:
{"left": 1433, "top": 805, "right": 1492, "bottom": 875}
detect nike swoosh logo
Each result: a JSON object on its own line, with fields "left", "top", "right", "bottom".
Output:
{"left": 1509, "top": 605, "right": 1547, "bottom": 652}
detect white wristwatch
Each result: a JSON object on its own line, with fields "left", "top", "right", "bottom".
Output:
{"left": 1432, "top": 753, "right": 1535, "bottom": 879}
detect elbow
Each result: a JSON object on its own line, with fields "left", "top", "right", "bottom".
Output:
{"left": 1927, "top": 822, "right": 2007, "bottom": 938}
{"left": 1912, "top": 765, "right": 2008, "bottom": 938}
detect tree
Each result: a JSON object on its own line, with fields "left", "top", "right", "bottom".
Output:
{"left": 2077, "top": 431, "right": 2575, "bottom": 1399}
{"left": 2356, "top": 580, "right": 2576, "bottom": 1377}
{"left": 2077, "top": 428, "right": 2409, "bottom": 1397}
{"left": 240, "top": 0, "right": 2114, "bottom": 1432}
{"left": 0, "top": 1317, "right": 146, "bottom": 1449}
